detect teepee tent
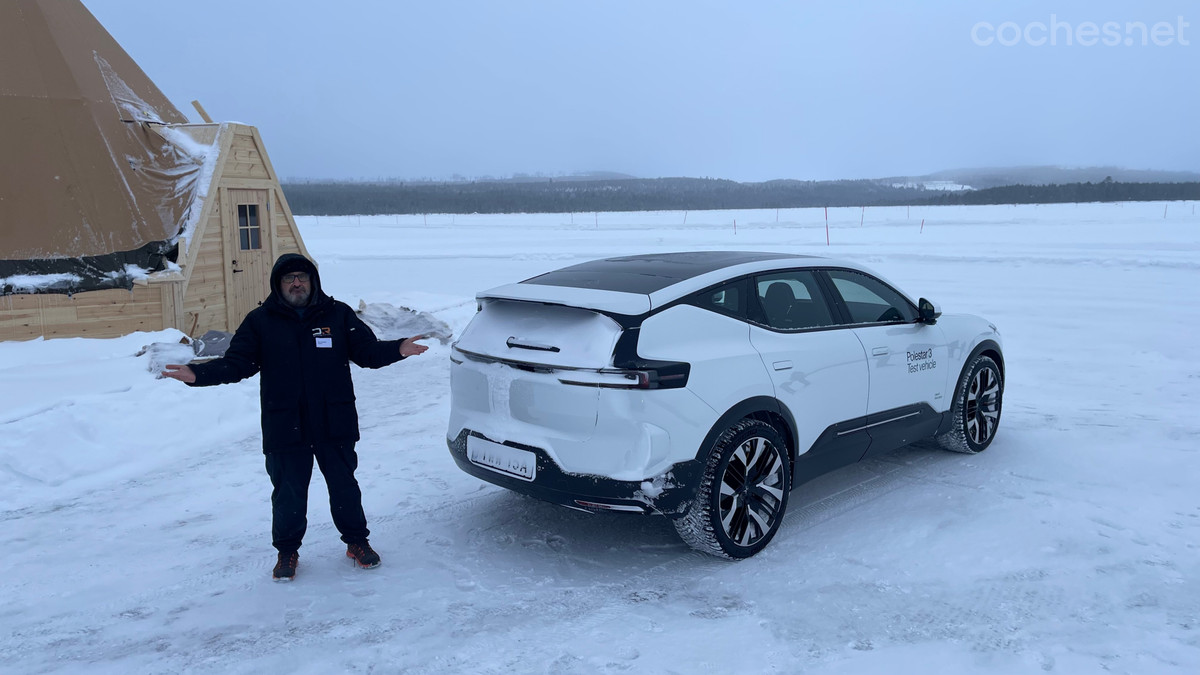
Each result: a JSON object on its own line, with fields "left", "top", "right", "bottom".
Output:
{"left": 0, "top": 0, "right": 310, "bottom": 340}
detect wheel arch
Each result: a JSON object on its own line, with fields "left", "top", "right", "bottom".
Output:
{"left": 696, "top": 396, "right": 798, "bottom": 467}
{"left": 966, "top": 339, "right": 1004, "bottom": 381}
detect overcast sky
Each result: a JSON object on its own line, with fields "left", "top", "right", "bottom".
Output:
{"left": 80, "top": 0, "right": 1197, "bottom": 183}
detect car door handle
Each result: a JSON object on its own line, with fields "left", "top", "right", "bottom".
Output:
{"left": 773, "top": 360, "right": 793, "bottom": 371}
{"left": 871, "top": 347, "right": 888, "bottom": 356}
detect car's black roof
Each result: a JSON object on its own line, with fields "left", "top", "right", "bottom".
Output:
{"left": 522, "top": 251, "right": 814, "bottom": 294}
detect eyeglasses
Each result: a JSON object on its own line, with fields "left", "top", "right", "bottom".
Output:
{"left": 281, "top": 273, "right": 310, "bottom": 284}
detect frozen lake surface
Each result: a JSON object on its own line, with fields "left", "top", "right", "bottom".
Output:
{"left": 2, "top": 201, "right": 1198, "bottom": 674}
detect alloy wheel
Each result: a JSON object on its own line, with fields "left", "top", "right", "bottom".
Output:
{"left": 966, "top": 365, "right": 1001, "bottom": 446}
{"left": 718, "top": 436, "right": 786, "bottom": 547}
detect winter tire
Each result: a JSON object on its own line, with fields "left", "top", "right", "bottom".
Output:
{"left": 937, "top": 354, "right": 1003, "bottom": 454}
{"left": 674, "top": 418, "right": 791, "bottom": 559}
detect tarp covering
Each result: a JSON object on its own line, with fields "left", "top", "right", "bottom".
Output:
{"left": 0, "top": 0, "right": 204, "bottom": 294}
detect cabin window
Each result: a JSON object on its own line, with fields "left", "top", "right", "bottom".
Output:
{"left": 237, "top": 204, "right": 262, "bottom": 250}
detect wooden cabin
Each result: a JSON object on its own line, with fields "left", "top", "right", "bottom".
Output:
{"left": 0, "top": 0, "right": 309, "bottom": 341}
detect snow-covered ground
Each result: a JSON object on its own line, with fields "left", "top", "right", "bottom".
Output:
{"left": 2, "top": 202, "right": 1198, "bottom": 674}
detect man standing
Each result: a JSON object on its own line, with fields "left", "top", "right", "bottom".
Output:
{"left": 162, "top": 253, "right": 428, "bottom": 581}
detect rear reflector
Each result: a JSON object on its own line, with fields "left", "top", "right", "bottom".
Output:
{"left": 574, "top": 500, "right": 646, "bottom": 513}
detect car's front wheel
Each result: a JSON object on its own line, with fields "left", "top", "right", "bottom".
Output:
{"left": 937, "top": 354, "right": 1003, "bottom": 454}
{"left": 674, "top": 419, "right": 791, "bottom": 559}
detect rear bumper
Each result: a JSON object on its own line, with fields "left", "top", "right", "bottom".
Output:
{"left": 447, "top": 430, "right": 702, "bottom": 516}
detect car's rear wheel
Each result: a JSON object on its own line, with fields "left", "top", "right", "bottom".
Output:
{"left": 937, "top": 354, "right": 1003, "bottom": 454}
{"left": 674, "top": 419, "right": 791, "bottom": 559}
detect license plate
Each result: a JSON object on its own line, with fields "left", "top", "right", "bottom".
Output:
{"left": 467, "top": 435, "right": 537, "bottom": 481}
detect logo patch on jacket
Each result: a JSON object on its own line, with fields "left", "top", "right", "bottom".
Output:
{"left": 313, "top": 327, "right": 333, "bottom": 348}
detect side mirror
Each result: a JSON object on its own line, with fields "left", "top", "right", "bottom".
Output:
{"left": 917, "top": 297, "right": 942, "bottom": 325}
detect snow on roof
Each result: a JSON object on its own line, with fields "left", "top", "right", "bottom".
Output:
{"left": 153, "top": 124, "right": 222, "bottom": 254}
{"left": 0, "top": 273, "right": 85, "bottom": 294}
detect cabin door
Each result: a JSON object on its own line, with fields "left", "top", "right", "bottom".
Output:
{"left": 224, "top": 188, "right": 274, "bottom": 329}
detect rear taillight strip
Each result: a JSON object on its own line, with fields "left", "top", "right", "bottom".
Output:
{"left": 559, "top": 365, "right": 689, "bottom": 390}
{"left": 556, "top": 369, "right": 642, "bottom": 388}
{"left": 452, "top": 346, "right": 690, "bottom": 390}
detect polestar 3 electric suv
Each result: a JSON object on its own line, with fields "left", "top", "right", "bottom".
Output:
{"left": 447, "top": 252, "right": 1004, "bottom": 558}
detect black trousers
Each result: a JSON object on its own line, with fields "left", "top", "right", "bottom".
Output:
{"left": 264, "top": 442, "right": 370, "bottom": 553}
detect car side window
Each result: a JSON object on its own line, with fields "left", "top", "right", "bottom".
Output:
{"left": 752, "top": 271, "right": 835, "bottom": 330}
{"left": 689, "top": 280, "right": 747, "bottom": 318}
{"left": 825, "top": 269, "right": 917, "bottom": 324}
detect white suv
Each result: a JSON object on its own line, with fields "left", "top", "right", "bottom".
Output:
{"left": 447, "top": 252, "right": 1003, "bottom": 558}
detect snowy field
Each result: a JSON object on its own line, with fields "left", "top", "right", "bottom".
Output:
{"left": 2, "top": 201, "right": 1198, "bottom": 674}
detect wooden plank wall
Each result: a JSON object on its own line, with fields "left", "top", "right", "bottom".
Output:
{"left": 180, "top": 189, "right": 231, "bottom": 336}
{"left": 223, "top": 131, "right": 270, "bottom": 180}
{"left": 0, "top": 286, "right": 166, "bottom": 341}
{"left": 272, "top": 189, "right": 302, "bottom": 257}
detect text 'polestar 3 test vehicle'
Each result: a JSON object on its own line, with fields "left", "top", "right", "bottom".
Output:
{"left": 447, "top": 252, "right": 1003, "bottom": 558}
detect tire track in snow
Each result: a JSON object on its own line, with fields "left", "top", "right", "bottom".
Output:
{"left": 388, "top": 449, "right": 950, "bottom": 654}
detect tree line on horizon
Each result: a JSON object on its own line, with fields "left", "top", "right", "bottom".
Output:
{"left": 919, "top": 179, "right": 1199, "bottom": 206}
{"left": 280, "top": 177, "right": 1200, "bottom": 216}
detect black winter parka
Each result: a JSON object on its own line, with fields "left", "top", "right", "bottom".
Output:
{"left": 189, "top": 254, "right": 405, "bottom": 453}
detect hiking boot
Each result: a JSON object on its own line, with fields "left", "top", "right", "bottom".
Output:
{"left": 346, "top": 541, "right": 381, "bottom": 569}
{"left": 273, "top": 550, "right": 299, "bottom": 581}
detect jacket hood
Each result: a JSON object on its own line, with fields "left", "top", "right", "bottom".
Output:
{"left": 269, "top": 253, "right": 326, "bottom": 308}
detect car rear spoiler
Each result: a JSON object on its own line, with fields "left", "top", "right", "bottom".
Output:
{"left": 477, "top": 283, "right": 652, "bottom": 316}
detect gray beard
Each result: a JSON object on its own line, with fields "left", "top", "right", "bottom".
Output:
{"left": 282, "top": 287, "right": 311, "bottom": 308}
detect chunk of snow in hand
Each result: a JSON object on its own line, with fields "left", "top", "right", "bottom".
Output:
{"left": 138, "top": 341, "right": 197, "bottom": 376}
